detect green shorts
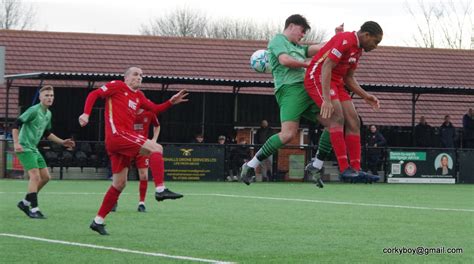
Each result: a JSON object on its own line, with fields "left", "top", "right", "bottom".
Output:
{"left": 275, "top": 83, "right": 320, "bottom": 123}
{"left": 16, "top": 151, "right": 47, "bottom": 171}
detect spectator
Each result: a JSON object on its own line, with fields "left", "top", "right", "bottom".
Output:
{"left": 440, "top": 115, "right": 455, "bottom": 148}
{"left": 229, "top": 138, "right": 251, "bottom": 182}
{"left": 217, "top": 135, "right": 232, "bottom": 182}
{"left": 217, "top": 135, "right": 226, "bottom": 145}
{"left": 462, "top": 108, "right": 474, "bottom": 148}
{"left": 191, "top": 133, "right": 204, "bottom": 143}
{"left": 254, "top": 120, "right": 274, "bottom": 181}
{"left": 414, "top": 116, "right": 433, "bottom": 147}
{"left": 366, "top": 125, "right": 386, "bottom": 175}
{"left": 0, "top": 123, "right": 4, "bottom": 138}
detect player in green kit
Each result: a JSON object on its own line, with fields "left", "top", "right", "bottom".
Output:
{"left": 13, "top": 85, "right": 75, "bottom": 219}
{"left": 241, "top": 15, "right": 357, "bottom": 187}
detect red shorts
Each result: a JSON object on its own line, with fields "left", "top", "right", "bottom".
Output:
{"left": 133, "top": 154, "right": 149, "bottom": 169}
{"left": 105, "top": 131, "right": 147, "bottom": 173}
{"left": 304, "top": 77, "right": 352, "bottom": 107}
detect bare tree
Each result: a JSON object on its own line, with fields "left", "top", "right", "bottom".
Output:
{"left": 405, "top": 0, "right": 472, "bottom": 49}
{"left": 141, "top": 7, "right": 327, "bottom": 41}
{"left": 206, "top": 18, "right": 279, "bottom": 40}
{"left": 0, "top": 0, "right": 36, "bottom": 30}
{"left": 304, "top": 28, "right": 327, "bottom": 43}
{"left": 140, "top": 6, "right": 208, "bottom": 37}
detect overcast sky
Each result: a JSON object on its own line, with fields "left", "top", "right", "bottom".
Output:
{"left": 28, "top": 0, "right": 472, "bottom": 47}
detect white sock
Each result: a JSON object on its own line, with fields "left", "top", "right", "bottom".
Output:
{"left": 94, "top": 216, "right": 104, "bottom": 224}
{"left": 22, "top": 199, "right": 31, "bottom": 206}
{"left": 31, "top": 207, "right": 39, "bottom": 213}
{"left": 312, "top": 158, "right": 324, "bottom": 169}
{"left": 156, "top": 186, "right": 165, "bottom": 193}
{"left": 138, "top": 201, "right": 145, "bottom": 206}
{"left": 247, "top": 157, "right": 261, "bottom": 168}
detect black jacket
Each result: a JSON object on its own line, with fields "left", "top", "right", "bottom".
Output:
{"left": 414, "top": 123, "right": 433, "bottom": 147}
{"left": 440, "top": 122, "right": 455, "bottom": 148}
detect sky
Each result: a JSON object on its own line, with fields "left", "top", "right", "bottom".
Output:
{"left": 26, "top": 0, "right": 473, "bottom": 47}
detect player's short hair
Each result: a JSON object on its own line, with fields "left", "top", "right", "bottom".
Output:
{"left": 39, "top": 85, "right": 54, "bottom": 93}
{"left": 285, "top": 14, "right": 311, "bottom": 32}
{"left": 124, "top": 66, "right": 141, "bottom": 77}
{"left": 360, "top": 21, "right": 383, "bottom": 36}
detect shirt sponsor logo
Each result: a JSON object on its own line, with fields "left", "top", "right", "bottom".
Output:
{"left": 348, "top": 57, "right": 357, "bottom": 64}
{"left": 331, "top": 48, "right": 342, "bottom": 58}
{"left": 128, "top": 100, "right": 138, "bottom": 110}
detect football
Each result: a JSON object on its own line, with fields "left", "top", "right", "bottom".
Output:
{"left": 250, "top": 49, "right": 271, "bottom": 73}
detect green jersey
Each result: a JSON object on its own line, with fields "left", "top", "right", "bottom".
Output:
{"left": 267, "top": 34, "right": 308, "bottom": 91}
{"left": 18, "top": 103, "right": 52, "bottom": 152}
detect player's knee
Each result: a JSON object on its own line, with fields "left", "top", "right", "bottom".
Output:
{"left": 333, "top": 114, "right": 345, "bottom": 126}
{"left": 279, "top": 131, "right": 295, "bottom": 144}
{"left": 42, "top": 174, "right": 51, "bottom": 183}
{"left": 114, "top": 180, "right": 127, "bottom": 191}
{"left": 139, "top": 172, "right": 148, "bottom": 180}
{"left": 150, "top": 143, "right": 163, "bottom": 154}
{"left": 345, "top": 117, "right": 360, "bottom": 133}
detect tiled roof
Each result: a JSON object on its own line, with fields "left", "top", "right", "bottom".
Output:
{"left": 1, "top": 29, "right": 473, "bottom": 126}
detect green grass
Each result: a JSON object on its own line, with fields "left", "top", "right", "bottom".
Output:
{"left": 0, "top": 179, "right": 473, "bottom": 263}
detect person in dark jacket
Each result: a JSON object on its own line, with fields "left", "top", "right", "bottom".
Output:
{"left": 230, "top": 138, "right": 251, "bottom": 180}
{"left": 440, "top": 115, "right": 455, "bottom": 148}
{"left": 366, "top": 125, "right": 386, "bottom": 175}
{"left": 414, "top": 116, "right": 433, "bottom": 147}
{"left": 462, "top": 108, "right": 474, "bottom": 148}
{"left": 254, "top": 120, "right": 275, "bottom": 181}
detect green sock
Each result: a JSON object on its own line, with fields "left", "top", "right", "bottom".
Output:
{"left": 256, "top": 134, "right": 284, "bottom": 161}
{"left": 316, "top": 129, "right": 332, "bottom": 160}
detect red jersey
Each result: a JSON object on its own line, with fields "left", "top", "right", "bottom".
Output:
{"left": 306, "top": 31, "right": 362, "bottom": 85}
{"left": 83, "top": 80, "right": 171, "bottom": 139}
{"left": 134, "top": 109, "right": 160, "bottom": 137}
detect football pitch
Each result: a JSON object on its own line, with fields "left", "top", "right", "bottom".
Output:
{"left": 1, "top": 179, "right": 473, "bottom": 263}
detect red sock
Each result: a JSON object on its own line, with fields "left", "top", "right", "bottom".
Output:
{"left": 149, "top": 152, "right": 164, "bottom": 188}
{"left": 97, "top": 185, "right": 121, "bottom": 218}
{"left": 139, "top": 180, "right": 148, "bottom": 202}
{"left": 329, "top": 127, "right": 349, "bottom": 172}
{"left": 345, "top": 134, "right": 361, "bottom": 171}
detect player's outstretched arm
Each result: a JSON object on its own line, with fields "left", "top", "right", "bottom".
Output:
{"left": 344, "top": 70, "right": 380, "bottom": 110}
{"left": 279, "top": 54, "right": 309, "bottom": 68}
{"left": 47, "top": 133, "right": 76, "bottom": 148}
{"left": 142, "top": 89, "right": 189, "bottom": 115}
{"left": 169, "top": 89, "right": 189, "bottom": 105}
{"left": 79, "top": 88, "right": 104, "bottom": 127}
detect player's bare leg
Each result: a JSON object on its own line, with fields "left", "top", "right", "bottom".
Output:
{"left": 140, "top": 140, "right": 183, "bottom": 201}
{"left": 18, "top": 168, "right": 46, "bottom": 219}
{"left": 241, "top": 121, "right": 299, "bottom": 185}
{"left": 90, "top": 168, "right": 128, "bottom": 235}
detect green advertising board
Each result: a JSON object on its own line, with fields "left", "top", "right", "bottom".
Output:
{"left": 288, "top": 154, "right": 305, "bottom": 179}
{"left": 387, "top": 149, "right": 456, "bottom": 184}
{"left": 163, "top": 144, "right": 225, "bottom": 181}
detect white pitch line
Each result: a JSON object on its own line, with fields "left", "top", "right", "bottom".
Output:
{"left": 0, "top": 191, "right": 472, "bottom": 212}
{"left": 0, "top": 233, "right": 234, "bottom": 264}
{"left": 186, "top": 193, "right": 474, "bottom": 213}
